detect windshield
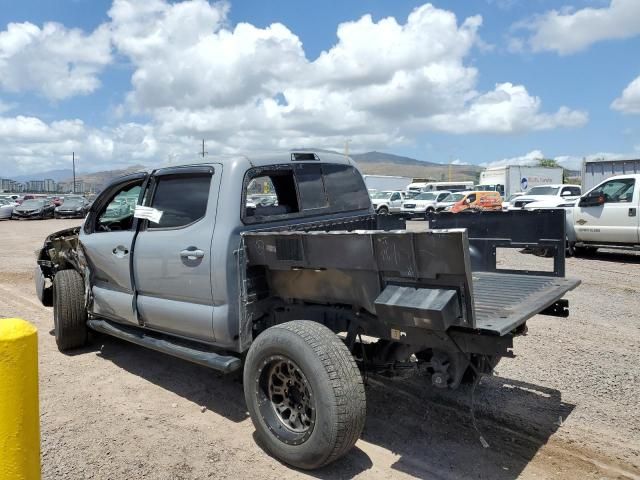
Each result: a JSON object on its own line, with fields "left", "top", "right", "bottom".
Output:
{"left": 526, "top": 186, "right": 560, "bottom": 196}
{"left": 63, "top": 199, "right": 83, "bottom": 207}
{"left": 21, "top": 199, "right": 46, "bottom": 208}
{"left": 370, "top": 191, "right": 392, "bottom": 200}
{"left": 442, "top": 193, "right": 465, "bottom": 202}
{"left": 415, "top": 193, "right": 437, "bottom": 200}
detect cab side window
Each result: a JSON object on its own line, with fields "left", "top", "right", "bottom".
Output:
{"left": 96, "top": 183, "right": 142, "bottom": 232}
{"left": 390, "top": 192, "right": 401, "bottom": 201}
{"left": 466, "top": 193, "right": 477, "bottom": 203}
{"left": 147, "top": 174, "right": 211, "bottom": 229}
{"left": 593, "top": 179, "right": 635, "bottom": 203}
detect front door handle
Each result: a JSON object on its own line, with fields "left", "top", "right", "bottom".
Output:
{"left": 629, "top": 208, "right": 637, "bottom": 217}
{"left": 112, "top": 245, "right": 129, "bottom": 257}
{"left": 180, "top": 248, "right": 205, "bottom": 260}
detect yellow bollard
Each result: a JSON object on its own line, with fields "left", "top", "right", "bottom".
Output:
{"left": 0, "top": 318, "right": 40, "bottom": 480}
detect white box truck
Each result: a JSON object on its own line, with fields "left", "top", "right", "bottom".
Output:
{"left": 362, "top": 175, "right": 412, "bottom": 192}
{"left": 478, "top": 166, "right": 563, "bottom": 198}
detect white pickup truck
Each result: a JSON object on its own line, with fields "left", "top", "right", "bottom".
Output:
{"left": 369, "top": 190, "right": 408, "bottom": 214}
{"left": 568, "top": 174, "right": 639, "bottom": 254}
{"left": 507, "top": 184, "right": 582, "bottom": 210}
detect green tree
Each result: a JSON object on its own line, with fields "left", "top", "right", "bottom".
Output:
{"left": 538, "top": 158, "right": 559, "bottom": 168}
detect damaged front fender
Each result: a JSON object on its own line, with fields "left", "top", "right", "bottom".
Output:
{"left": 35, "top": 226, "right": 82, "bottom": 306}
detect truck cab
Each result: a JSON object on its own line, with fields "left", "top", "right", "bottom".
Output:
{"left": 570, "top": 174, "right": 640, "bottom": 251}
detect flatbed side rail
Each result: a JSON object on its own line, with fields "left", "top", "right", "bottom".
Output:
{"left": 425, "top": 210, "right": 566, "bottom": 277}
{"left": 243, "top": 229, "right": 477, "bottom": 330}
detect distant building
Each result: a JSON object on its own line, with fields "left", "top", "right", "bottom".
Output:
{"left": 0, "top": 178, "right": 24, "bottom": 192}
{"left": 44, "top": 179, "right": 56, "bottom": 192}
{"left": 27, "top": 180, "right": 46, "bottom": 192}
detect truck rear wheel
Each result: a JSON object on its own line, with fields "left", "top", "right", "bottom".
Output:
{"left": 53, "top": 269, "right": 88, "bottom": 352}
{"left": 243, "top": 320, "right": 366, "bottom": 470}
{"left": 377, "top": 206, "right": 389, "bottom": 215}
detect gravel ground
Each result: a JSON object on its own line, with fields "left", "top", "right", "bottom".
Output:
{"left": 0, "top": 218, "right": 638, "bottom": 480}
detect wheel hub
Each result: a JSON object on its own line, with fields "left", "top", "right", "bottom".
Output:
{"left": 255, "top": 354, "right": 316, "bottom": 445}
{"left": 267, "top": 359, "right": 313, "bottom": 433}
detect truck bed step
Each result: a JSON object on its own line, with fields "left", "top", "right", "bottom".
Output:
{"left": 87, "top": 319, "right": 242, "bottom": 373}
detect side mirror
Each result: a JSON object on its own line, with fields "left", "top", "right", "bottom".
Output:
{"left": 579, "top": 191, "right": 605, "bottom": 207}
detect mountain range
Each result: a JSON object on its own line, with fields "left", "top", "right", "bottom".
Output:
{"left": 351, "top": 151, "right": 482, "bottom": 182}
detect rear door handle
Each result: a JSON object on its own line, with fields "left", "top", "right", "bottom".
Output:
{"left": 180, "top": 248, "right": 205, "bottom": 259}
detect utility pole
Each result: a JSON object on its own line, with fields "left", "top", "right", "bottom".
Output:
{"left": 72, "top": 152, "right": 76, "bottom": 194}
{"left": 200, "top": 139, "right": 208, "bottom": 158}
{"left": 344, "top": 139, "right": 351, "bottom": 157}
{"left": 448, "top": 155, "right": 452, "bottom": 182}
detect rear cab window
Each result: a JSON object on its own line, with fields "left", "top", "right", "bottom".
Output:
{"left": 242, "top": 162, "right": 370, "bottom": 224}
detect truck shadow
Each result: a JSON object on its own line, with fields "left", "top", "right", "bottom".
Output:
{"left": 575, "top": 250, "right": 640, "bottom": 264}
{"left": 306, "top": 374, "right": 575, "bottom": 480}
{"left": 83, "top": 333, "right": 574, "bottom": 479}
{"left": 90, "top": 333, "right": 249, "bottom": 423}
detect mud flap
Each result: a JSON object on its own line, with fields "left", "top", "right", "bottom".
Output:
{"left": 34, "top": 266, "right": 53, "bottom": 307}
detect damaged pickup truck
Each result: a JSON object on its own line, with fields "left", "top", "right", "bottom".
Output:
{"left": 35, "top": 151, "right": 580, "bottom": 469}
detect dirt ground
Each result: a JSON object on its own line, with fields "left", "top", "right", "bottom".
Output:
{"left": 0, "top": 218, "right": 638, "bottom": 480}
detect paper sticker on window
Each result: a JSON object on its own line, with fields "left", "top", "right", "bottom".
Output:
{"left": 134, "top": 205, "right": 163, "bottom": 224}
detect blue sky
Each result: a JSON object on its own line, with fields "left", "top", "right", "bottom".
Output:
{"left": 0, "top": 0, "right": 639, "bottom": 176}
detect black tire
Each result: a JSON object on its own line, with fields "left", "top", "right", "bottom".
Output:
{"left": 377, "top": 206, "right": 389, "bottom": 215}
{"left": 53, "top": 269, "right": 87, "bottom": 351}
{"left": 566, "top": 240, "right": 576, "bottom": 257}
{"left": 574, "top": 246, "right": 598, "bottom": 257}
{"left": 244, "top": 321, "right": 366, "bottom": 470}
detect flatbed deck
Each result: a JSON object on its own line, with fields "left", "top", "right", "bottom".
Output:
{"left": 472, "top": 272, "right": 581, "bottom": 335}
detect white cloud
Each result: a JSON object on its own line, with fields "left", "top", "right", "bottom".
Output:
{"left": 107, "top": 1, "right": 585, "bottom": 148}
{"left": 0, "top": 1, "right": 589, "bottom": 174}
{"left": 420, "top": 83, "right": 587, "bottom": 133}
{"left": 611, "top": 75, "right": 640, "bottom": 114}
{"left": 482, "top": 149, "right": 546, "bottom": 168}
{"left": 0, "top": 21, "right": 112, "bottom": 100}
{"left": 512, "top": 0, "right": 640, "bottom": 55}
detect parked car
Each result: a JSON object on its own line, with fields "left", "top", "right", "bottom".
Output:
{"left": 35, "top": 151, "right": 579, "bottom": 470}
{"left": 435, "top": 191, "right": 467, "bottom": 211}
{"left": 401, "top": 190, "right": 451, "bottom": 219}
{"left": 100, "top": 198, "right": 132, "bottom": 220}
{"left": 55, "top": 198, "right": 90, "bottom": 218}
{"left": 369, "top": 190, "right": 407, "bottom": 214}
{"left": 0, "top": 199, "right": 15, "bottom": 219}
{"left": 501, "top": 192, "right": 525, "bottom": 210}
{"left": 12, "top": 198, "right": 55, "bottom": 219}
{"left": 507, "top": 185, "right": 581, "bottom": 210}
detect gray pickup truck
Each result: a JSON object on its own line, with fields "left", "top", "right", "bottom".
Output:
{"left": 35, "top": 151, "right": 580, "bottom": 469}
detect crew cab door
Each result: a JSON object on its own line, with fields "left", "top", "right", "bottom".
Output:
{"left": 133, "top": 165, "right": 220, "bottom": 342}
{"left": 389, "top": 191, "right": 403, "bottom": 212}
{"left": 80, "top": 173, "right": 146, "bottom": 326}
{"left": 574, "top": 177, "right": 639, "bottom": 244}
